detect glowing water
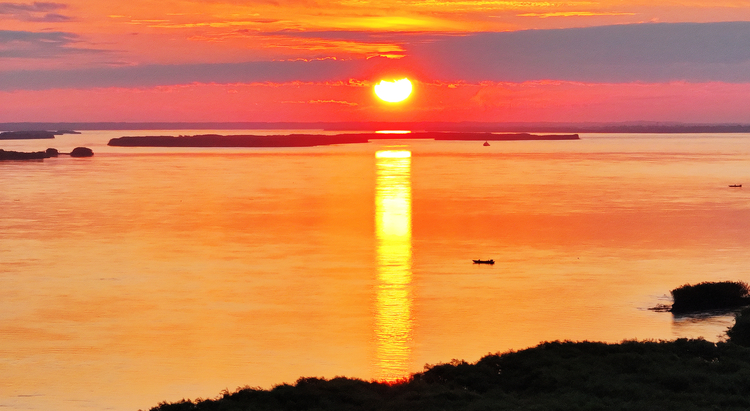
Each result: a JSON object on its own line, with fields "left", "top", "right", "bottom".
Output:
{"left": 374, "top": 150, "right": 413, "bottom": 381}
{"left": 2, "top": 131, "right": 750, "bottom": 410}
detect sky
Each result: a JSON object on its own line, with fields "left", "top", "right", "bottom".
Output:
{"left": 2, "top": 0, "right": 750, "bottom": 123}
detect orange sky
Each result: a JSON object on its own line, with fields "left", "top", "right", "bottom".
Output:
{"left": 2, "top": 0, "right": 750, "bottom": 122}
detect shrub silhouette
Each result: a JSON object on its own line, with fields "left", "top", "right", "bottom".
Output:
{"left": 670, "top": 281, "right": 750, "bottom": 313}
{"left": 727, "top": 307, "right": 750, "bottom": 347}
{"left": 70, "top": 147, "right": 94, "bottom": 157}
{"left": 149, "top": 339, "right": 750, "bottom": 411}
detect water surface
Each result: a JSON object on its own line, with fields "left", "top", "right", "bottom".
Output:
{"left": 2, "top": 131, "right": 750, "bottom": 410}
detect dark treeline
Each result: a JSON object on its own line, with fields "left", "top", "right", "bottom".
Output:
{"left": 0, "top": 148, "right": 55, "bottom": 160}
{"left": 0, "top": 130, "right": 56, "bottom": 139}
{"left": 0, "top": 130, "right": 81, "bottom": 139}
{"left": 108, "top": 134, "right": 371, "bottom": 147}
{"left": 151, "top": 337, "right": 750, "bottom": 411}
{"left": 0, "top": 147, "right": 92, "bottom": 160}
{"left": 108, "top": 132, "right": 578, "bottom": 148}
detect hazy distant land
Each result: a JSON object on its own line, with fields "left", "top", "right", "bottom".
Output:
{"left": 107, "top": 132, "right": 579, "bottom": 147}
{"left": 428, "top": 132, "right": 579, "bottom": 141}
{"left": 5, "top": 122, "right": 750, "bottom": 133}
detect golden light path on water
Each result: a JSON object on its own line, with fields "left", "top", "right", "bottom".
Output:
{"left": 374, "top": 149, "right": 414, "bottom": 382}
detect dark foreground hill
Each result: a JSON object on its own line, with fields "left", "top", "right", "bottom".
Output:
{"left": 151, "top": 338, "right": 750, "bottom": 411}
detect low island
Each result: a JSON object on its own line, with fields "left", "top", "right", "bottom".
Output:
{"left": 107, "top": 132, "right": 579, "bottom": 148}
{"left": 0, "top": 130, "right": 56, "bottom": 140}
{"left": 0, "top": 147, "right": 93, "bottom": 160}
{"left": 108, "top": 134, "right": 370, "bottom": 147}
{"left": 0, "top": 130, "right": 81, "bottom": 140}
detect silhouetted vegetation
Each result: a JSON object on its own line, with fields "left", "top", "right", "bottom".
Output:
{"left": 149, "top": 338, "right": 750, "bottom": 411}
{"left": 0, "top": 147, "right": 93, "bottom": 160}
{"left": 0, "top": 130, "right": 56, "bottom": 139}
{"left": 0, "top": 149, "right": 52, "bottom": 160}
{"left": 0, "top": 130, "right": 80, "bottom": 138}
{"left": 107, "top": 132, "right": 578, "bottom": 148}
{"left": 670, "top": 281, "right": 750, "bottom": 313}
{"left": 70, "top": 147, "right": 94, "bottom": 157}
{"left": 727, "top": 307, "right": 750, "bottom": 347}
{"left": 107, "top": 134, "right": 371, "bottom": 147}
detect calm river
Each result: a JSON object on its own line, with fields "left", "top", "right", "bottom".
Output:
{"left": 2, "top": 131, "right": 750, "bottom": 410}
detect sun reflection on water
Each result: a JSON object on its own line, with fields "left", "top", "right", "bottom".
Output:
{"left": 374, "top": 150, "right": 413, "bottom": 382}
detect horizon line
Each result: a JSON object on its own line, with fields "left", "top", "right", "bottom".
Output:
{"left": 3, "top": 121, "right": 750, "bottom": 133}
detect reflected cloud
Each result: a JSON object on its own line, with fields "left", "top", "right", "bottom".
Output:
{"left": 374, "top": 150, "right": 413, "bottom": 382}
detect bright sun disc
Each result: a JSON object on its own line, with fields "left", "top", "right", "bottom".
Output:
{"left": 374, "top": 78, "right": 413, "bottom": 103}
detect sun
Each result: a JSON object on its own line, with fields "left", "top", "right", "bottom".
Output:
{"left": 374, "top": 78, "right": 413, "bottom": 103}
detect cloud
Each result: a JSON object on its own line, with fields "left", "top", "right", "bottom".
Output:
{"left": 517, "top": 11, "right": 636, "bottom": 18}
{"left": 409, "top": 21, "right": 750, "bottom": 83}
{"left": 3, "top": 22, "right": 750, "bottom": 90}
{"left": 0, "top": 30, "right": 104, "bottom": 58}
{"left": 282, "top": 99, "right": 359, "bottom": 105}
{"left": 0, "top": 1, "right": 71, "bottom": 22}
{"left": 0, "top": 59, "right": 374, "bottom": 90}
{"left": 262, "top": 30, "right": 452, "bottom": 42}
{"left": 187, "top": 30, "right": 408, "bottom": 57}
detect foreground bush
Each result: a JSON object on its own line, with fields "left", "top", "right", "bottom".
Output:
{"left": 727, "top": 307, "right": 750, "bottom": 347}
{"left": 150, "top": 339, "right": 750, "bottom": 411}
{"left": 670, "top": 281, "right": 750, "bottom": 313}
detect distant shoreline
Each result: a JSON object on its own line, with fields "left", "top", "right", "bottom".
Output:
{"left": 107, "top": 132, "right": 580, "bottom": 147}
{"left": 0, "top": 130, "right": 81, "bottom": 140}
{"left": 4, "top": 122, "right": 750, "bottom": 133}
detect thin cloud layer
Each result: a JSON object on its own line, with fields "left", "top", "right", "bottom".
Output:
{"left": 3, "top": 22, "right": 750, "bottom": 90}
{"left": 0, "top": 1, "right": 71, "bottom": 21}
{"left": 411, "top": 22, "right": 750, "bottom": 83}
{"left": 0, "top": 59, "right": 371, "bottom": 90}
{"left": 0, "top": 30, "right": 103, "bottom": 58}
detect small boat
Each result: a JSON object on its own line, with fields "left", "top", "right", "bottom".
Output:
{"left": 483, "top": 141, "right": 490, "bottom": 146}
{"left": 473, "top": 259, "right": 495, "bottom": 265}
{"left": 729, "top": 184, "right": 742, "bottom": 188}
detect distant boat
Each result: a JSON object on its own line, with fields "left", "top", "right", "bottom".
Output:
{"left": 483, "top": 141, "right": 490, "bottom": 146}
{"left": 473, "top": 259, "right": 495, "bottom": 265}
{"left": 730, "top": 184, "right": 742, "bottom": 188}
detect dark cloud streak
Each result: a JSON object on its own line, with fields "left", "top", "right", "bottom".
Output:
{"left": 26, "top": 12, "right": 71, "bottom": 21}
{"left": 0, "top": 59, "right": 370, "bottom": 90}
{"left": 0, "top": 30, "right": 104, "bottom": 58}
{"left": 0, "top": 1, "right": 72, "bottom": 21}
{"left": 0, "top": 1, "right": 66, "bottom": 12}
